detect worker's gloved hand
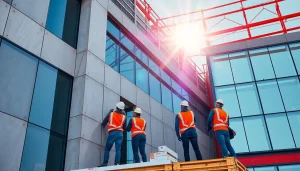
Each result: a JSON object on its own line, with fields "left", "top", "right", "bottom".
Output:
{"left": 207, "top": 126, "right": 212, "bottom": 132}
{"left": 178, "top": 137, "right": 182, "bottom": 141}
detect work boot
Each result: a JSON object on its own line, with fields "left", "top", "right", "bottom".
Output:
{"left": 98, "top": 164, "right": 107, "bottom": 167}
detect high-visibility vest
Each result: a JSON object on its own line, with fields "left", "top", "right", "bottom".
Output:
{"left": 131, "top": 117, "right": 146, "bottom": 138}
{"left": 108, "top": 112, "right": 126, "bottom": 132}
{"left": 212, "top": 108, "right": 229, "bottom": 132}
{"left": 178, "top": 110, "right": 196, "bottom": 135}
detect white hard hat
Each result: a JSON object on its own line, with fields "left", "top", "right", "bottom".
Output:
{"left": 134, "top": 107, "right": 142, "bottom": 114}
{"left": 180, "top": 100, "right": 189, "bottom": 107}
{"left": 216, "top": 99, "right": 224, "bottom": 105}
{"left": 116, "top": 101, "right": 125, "bottom": 110}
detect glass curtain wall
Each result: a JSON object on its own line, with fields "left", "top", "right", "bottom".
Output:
{"left": 209, "top": 42, "right": 300, "bottom": 154}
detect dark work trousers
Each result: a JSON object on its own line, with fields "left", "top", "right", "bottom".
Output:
{"left": 181, "top": 128, "right": 203, "bottom": 161}
{"left": 103, "top": 131, "right": 123, "bottom": 165}
{"left": 215, "top": 130, "right": 236, "bottom": 158}
{"left": 132, "top": 134, "right": 147, "bottom": 163}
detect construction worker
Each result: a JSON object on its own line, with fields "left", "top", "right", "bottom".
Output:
{"left": 126, "top": 107, "right": 147, "bottom": 163}
{"left": 175, "top": 100, "right": 203, "bottom": 161}
{"left": 207, "top": 99, "right": 236, "bottom": 158}
{"left": 100, "top": 102, "right": 126, "bottom": 166}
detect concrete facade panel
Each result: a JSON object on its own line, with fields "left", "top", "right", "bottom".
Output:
{"left": 83, "top": 76, "right": 104, "bottom": 122}
{"left": 163, "top": 125, "right": 176, "bottom": 152}
{"left": 141, "top": 110, "right": 151, "bottom": 145}
{"left": 79, "top": 138, "right": 102, "bottom": 169}
{"left": 102, "top": 87, "right": 120, "bottom": 120}
{"left": 0, "top": 0, "right": 10, "bottom": 36}
{"left": 75, "top": 51, "right": 88, "bottom": 78}
{"left": 246, "top": 34, "right": 287, "bottom": 49}
{"left": 0, "top": 112, "right": 27, "bottom": 171}
{"left": 104, "top": 64, "right": 121, "bottom": 94}
{"left": 121, "top": 76, "right": 137, "bottom": 104}
{"left": 97, "top": 0, "right": 108, "bottom": 10}
{"left": 81, "top": 115, "right": 102, "bottom": 145}
{"left": 86, "top": 51, "right": 105, "bottom": 84}
{"left": 150, "top": 97, "right": 163, "bottom": 120}
{"left": 76, "top": 0, "right": 91, "bottom": 53}
{"left": 150, "top": 116, "right": 164, "bottom": 148}
{"left": 41, "top": 30, "right": 76, "bottom": 76}
{"left": 286, "top": 31, "right": 300, "bottom": 42}
{"left": 64, "top": 138, "right": 80, "bottom": 171}
{"left": 68, "top": 115, "right": 82, "bottom": 141}
{"left": 4, "top": 7, "right": 44, "bottom": 56}
{"left": 204, "top": 41, "right": 247, "bottom": 56}
{"left": 175, "top": 139, "right": 184, "bottom": 161}
{"left": 136, "top": 89, "right": 150, "bottom": 114}
{"left": 162, "top": 106, "right": 175, "bottom": 129}
{"left": 12, "top": 0, "right": 50, "bottom": 27}
{"left": 70, "top": 75, "right": 85, "bottom": 118}
{"left": 88, "top": 0, "right": 107, "bottom": 61}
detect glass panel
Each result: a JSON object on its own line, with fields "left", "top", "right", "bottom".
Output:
{"left": 229, "top": 51, "right": 254, "bottom": 83}
{"left": 287, "top": 112, "right": 300, "bottom": 147}
{"left": 149, "top": 73, "right": 161, "bottom": 103}
{"left": 181, "top": 88, "right": 190, "bottom": 101}
{"left": 249, "top": 48, "right": 275, "bottom": 81}
{"left": 173, "top": 93, "right": 182, "bottom": 114}
{"left": 265, "top": 113, "right": 295, "bottom": 150}
{"left": 171, "top": 79, "right": 182, "bottom": 95}
{"left": 149, "top": 59, "right": 160, "bottom": 76}
{"left": 107, "top": 20, "right": 120, "bottom": 40}
{"left": 215, "top": 86, "right": 241, "bottom": 118}
{"left": 278, "top": 77, "right": 300, "bottom": 111}
{"left": 105, "top": 36, "right": 119, "bottom": 72}
{"left": 120, "top": 48, "right": 135, "bottom": 83}
{"left": 161, "top": 84, "right": 173, "bottom": 111}
{"left": 243, "top": 116, "right": 271, "bottom": 152}
{"left": 135, "top": 47, "right": 148, "bottom": 66}
{"left": 290, "top": 43, "right": 300, "bottom": 73}
{"left": 257, "top": 80, "right": 285, "bottom": 114}
{"left": 120, "top": 33, "right": 134, "bottom": 53}
{"left": 0, "top": 40, "right": 38, "bottom": 120}
{"left": 229, "top": 118, "right": 249, "bottom": 153}
{"left": 136, "top": 62, "right": 149, "bottom": 94}
{"left": 255, "top": 166, "right": 278, "bottom": 171}
{"left": 20, "top": 124, "right": 66, "bottom": 171}
{"left": 269, "top": 45, "right": 297, "bottom": 78}
{"left": 46, "top": 0, "right": 80, "bottom": 48}
{"left": 236, "top": 83, "right": 262, "bottom": 116}
{"left": 210, "top": 54, "right": 234, "bottom": 86}
{"left": 248, "top": 168, "right": 254, "bottom": 171}
{"left": 160, "top": 69, "right": 171, "bottom": 85}
{"left": 278, "top": 164, "right": 300, "bottom": 171}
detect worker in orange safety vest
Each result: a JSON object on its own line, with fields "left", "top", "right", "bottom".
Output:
{"left": 207, "top": 99, "right": 236, "bottom": 158}
{"left": 175, "top": 100, "right": 203, "bottom": 161}
{"left": 100, "top": 102, "right": 126, "bottom": 166}
{"left": 126, "top": 107, "right": 147, "bottom": 163}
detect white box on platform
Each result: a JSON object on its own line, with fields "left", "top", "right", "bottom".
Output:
{"left": 150, "top": 155, "right": 178, "bottom": 162}
{"left": 158, "top": 146, "right": 178, "bottom": 159}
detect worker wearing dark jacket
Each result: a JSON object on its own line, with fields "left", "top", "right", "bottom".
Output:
{"left": 175, "top": 100, "right": 203, "bottom": 161}
{"left": 100, "top": 102, "right": 126, "bottom": 166}
{"left": 207, "top": 99, "right": 236, "bottom": 158}
{"left": 126, "top": 107, "right": 147, "bottom": 163}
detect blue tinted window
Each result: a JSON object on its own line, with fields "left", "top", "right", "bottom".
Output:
{"left": 229, "top": 52, "right": 254, "bottom": 83}
{"left": 278, "top": 164, "right": 300, "bottom": 171}
{"left": 247, "top": 168, "right": 254, "bottom": 171}
{"left": 171, "top": 79, "right": 182, "bottom": 95}
{"left": 249, "top": 48, "right": 275, "bottom": 81}
{"left": 257, "top": 80, "right": 285, "bottom": 114}
{"left": 105, "top": 36, "right": 119, "bottom": 72}
{"left": 149, "top": 59, "right": 160, "bottom": 76}
{"left": 161, "top": 84, "right": 173, "bottom": 111}
{"left": 107, "top": 20, "right": 120, "bottom": 40}
{"left": 120, "top": 49, "right": 135, "bottom": 83}
{"left": 135, "top": 48, "right": 148, "bottom": 66}
{"left": 229, "top": 118, "right": 249, "bottom": 153}
{"left": 210, "top": 54, "right": 234, "bottom": 86}
{"left": 243, "top": 116, "right": 271, "bottom": 152}
{"left": 287, "top": 112, "right": 300, "bottom": 148}
{"left": 173, "top": 93, "right": 182, "bottom": 114}
{"left": 265, "top": 113, "right": 295, "bottom": 150}
{"left": 160, "top": 70, "right": 171, "bottom": 85}
{"left": 215, "top": 86, "right": 241, "bottom": 117}
{"left": 136, "top": 62, "right": 149, "bottom": 94}
{"left": 290, "top": 43, "right": 300, "bottom": 74}
{"left": 46, "top": 0, "right": 81, "bottom": 48}
{"left": 181, "top": 88, "right": 190, "bottom": 101}
{"left": 269, "top": 45, "right": 297, "bottom": 78}
{"left": 149, "top": 73, "right": 161, "bottom": 103}
{"left": 20, "top": 124, "right": 66, "bottom": 171}
{"left": 255, "top": 166, "right": 278, "bottom": 171}
{"left": 120, "top": 33, "right": 134, "bottom": 53}
{"left": 236, "top": 83, "right": 262, "bottom": 116}
{"left": 278, "top": 77, "right": 300, "bottom": 111}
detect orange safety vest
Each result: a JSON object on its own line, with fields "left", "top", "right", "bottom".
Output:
{"left": 213, "top": 108, "right": 229, "bottom": 132}
{"left": 131, "top": 117, "right": 146, "bottom": 138}
{"left": 178, "top": 110, "right": 196, "bottom": 135}
{"left": 108, "top": 112, "right": 126, "bottom": 133}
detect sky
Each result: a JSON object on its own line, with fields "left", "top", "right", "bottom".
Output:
{"left": 145, "top": 0, "right": 300, "bottom": 67}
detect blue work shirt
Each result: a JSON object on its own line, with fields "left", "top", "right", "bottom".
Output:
{"left": 207, "top": 108, "right": 230, "bottom": 130}
{"left": 175, "top": 107, "right": 197, "bottom": 139}
{"left": 102, "top": 109, "right": 127, "bottom": 132}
